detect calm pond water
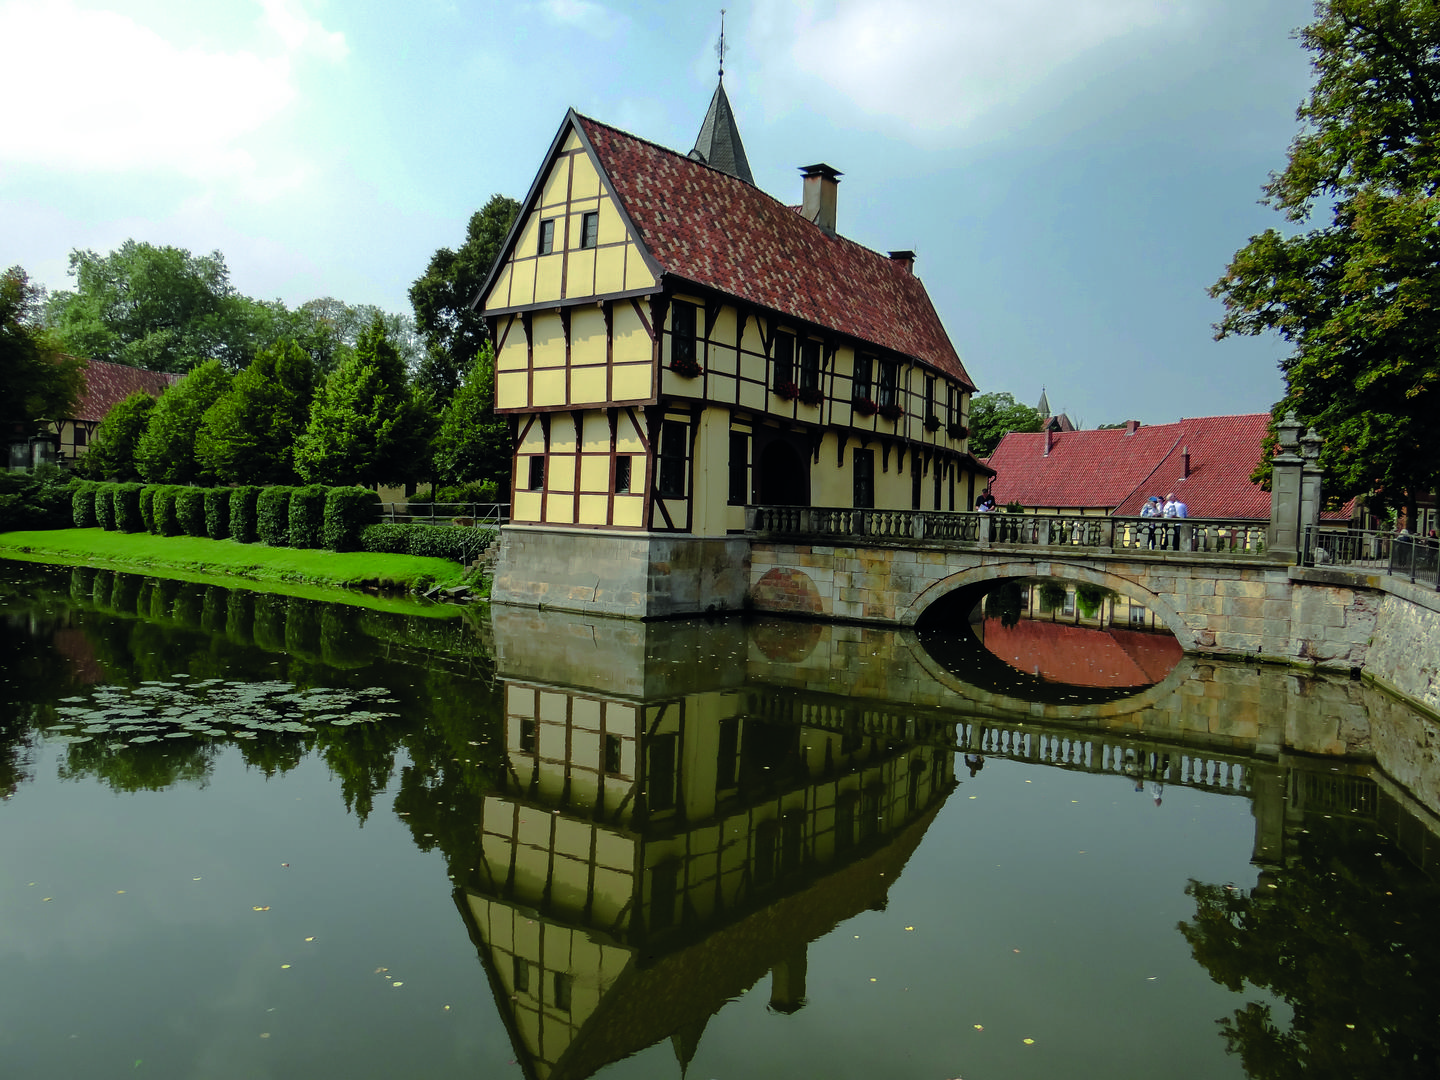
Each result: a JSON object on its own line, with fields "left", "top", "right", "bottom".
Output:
{"left": 3, "top": 561, "right": 1439, "bottom": 1080}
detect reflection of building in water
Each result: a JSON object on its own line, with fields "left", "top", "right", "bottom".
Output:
{"left": 457, "top": 680, "right": 954, "bottom": 1080}
{"left": 1009, "top": 579, "right": 1166, "bottom": 632}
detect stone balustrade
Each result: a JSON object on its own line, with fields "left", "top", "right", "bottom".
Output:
{"left": 748, "top": 506, "right": 1271, "bottom": 559}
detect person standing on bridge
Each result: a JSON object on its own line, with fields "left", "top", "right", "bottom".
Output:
{"left": 1163, "top": 492, "right": 1188, "bottom": 550}
{"left": 1140, "top": 495, "right": 1161, "bottom": 549}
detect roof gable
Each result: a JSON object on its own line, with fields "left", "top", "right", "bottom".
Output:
{"left": 987, "top": 414, "right": 1285, "bottom": 519}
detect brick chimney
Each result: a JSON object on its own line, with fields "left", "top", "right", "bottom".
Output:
{"left": 888, "top": 250, "right": 915, "bottom": 274}
{"left": 1044, "top": 426, "right": 1053, "bottom": 456}
{"left": 800, "top": 164, "right": 842, "bottom": 235}
{"left": 1182, "top": 445, "right": 1191, "bottom": 478}
{"left": 1125, "top": 420, "right": 1140, "bottom": 435}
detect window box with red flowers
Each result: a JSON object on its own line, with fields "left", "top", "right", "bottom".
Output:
{"left": 878, "top": 402, "right": 904, "bottom": 422}
{"left": 774, "top": 380, "right": 799, "bottom": 401}
{"left": 798, "top": 385, "right": 824, "bottom": 407}
{"left": 924, "top": 414, "right": 942, "bottom": 432}
{"left": 852, "top": 397, "right": 877, "bottom": 417}
{"left": 670, "top": 356, "right": 702, "bottom": 378}
{"left": 948, "top": 422, "right": 969, "bottom": 440}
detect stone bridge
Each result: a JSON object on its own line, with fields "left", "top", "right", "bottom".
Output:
{"left": 744, "top": 506, "right": 1440, "bottom": 714}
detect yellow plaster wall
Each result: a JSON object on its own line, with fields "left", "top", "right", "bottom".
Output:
{"left": 689, "top": 407, "right": 733, "bottom": 537}
{"left": 482, "top": 137, "right": 656, "bottom": 315}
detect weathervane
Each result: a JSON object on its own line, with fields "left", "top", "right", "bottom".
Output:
{"left": 716, "top": 9, "right": 728, "bottom": 80}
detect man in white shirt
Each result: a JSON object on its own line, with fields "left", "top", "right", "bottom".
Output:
{"left": 1162, "top": 492, "right": 1188, "bottom": 550}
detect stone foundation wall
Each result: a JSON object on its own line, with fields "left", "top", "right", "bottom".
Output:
{"left": 491, "top": 526, "right": 750, "bottom": 619}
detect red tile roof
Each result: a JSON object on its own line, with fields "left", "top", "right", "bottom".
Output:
{"left": 987, "top": 413, "right": 1350, "bottom": 521}
{"left": 73, "top": 358, "right": 179, "bottom": 422}
{"left": 577, "top": 115, "right": 975, "bottom": 389}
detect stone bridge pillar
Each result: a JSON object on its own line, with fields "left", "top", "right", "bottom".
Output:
{"left": 1268, "top": 412, "right": 1304, "bottom": 562}
{"left": 1300, "top": 426, "right": 1325, "bottom": 545}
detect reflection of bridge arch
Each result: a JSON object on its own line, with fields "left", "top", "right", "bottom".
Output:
{"left": 901, "top": 560, "right": 1191, "bottom": 643}
{"left": 901, "top": 633, "right": 1200, "bottom": 724}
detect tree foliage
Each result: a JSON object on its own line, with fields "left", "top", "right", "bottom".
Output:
{"left": 83, "top": 391, "right": 158, "bottom": 481}
{"left": 432, "top": 342, "right": 511, "bottom": 490}
{"left": 968, "top": 392, "right": 1043, "bottom": 457}
{"left": 295, "top": 318, "right": 433, "bottom": 487}
{"left": 409, "top": 194, "right": 521, "bottom": 401}
{"left": 134, "top": 360, "right": 233, "bottom": 484}
{"left": 1, "top": 266, "right": 82, "bottom": 438}
{"left": 1211, "top": 0, "right": 1440, "bottom": 519}
{"left": 44, "top": 242, "right": 270, "bottom": 373}
{"left": 196, "top": 339, "right": 316, "bottom": 484}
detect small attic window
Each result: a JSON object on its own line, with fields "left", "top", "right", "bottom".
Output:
{"left": 580, "top": 211, "right": 599, "bottom": 249}
{"left": 539, "top": 219, "right": 556, "bottom": 255}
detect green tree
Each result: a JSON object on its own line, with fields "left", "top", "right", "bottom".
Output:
{"left": 45, "top": 241, "right": 279, "bottom": 374}
{"left": 409, "top": 194, "right": 521, "bottom": 402}
{"left": 432, "top": 342, "right": 511, "bottom": 490}
{"left": 969, "top": 392, "right": 1043, "bottom": 457}
{"left": 135, "top": 360, "right": 233, "bottom": 483}
{"left": 1211, "top": 0, "right": 1440, "bottom": 523}
{"left": 1, "top": 266, "right": 82, "bottom": 439}
{"left": 294, "top": 318, "right": 433, "bottom": 487}
{"left": 195, "top": 339, "right": 316, "bottom": 484}
{"left": 83, "top": 391, "right": 158, "bottom": 481}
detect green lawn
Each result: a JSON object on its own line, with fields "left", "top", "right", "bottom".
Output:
{"left": 0, "top": 529, "right": 471, "bottom": 614}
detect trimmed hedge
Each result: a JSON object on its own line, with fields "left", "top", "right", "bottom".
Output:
{"left": 288, "top": 485, "right": 326, "bottom": 549}
{"left": 114, "top": 483, "right": 144, "bottom": 533}
{"left": 359, "top": 523, "right": 410, "bottom": 555}
{"left": 204, "top": 488, "right": 231, "bottom": 540}
{"left": 176, "top": 488, "right": 207, "bottom": 538}
{"left": 323, "top": 487, "right": 381, "bottom": 552}
{"left": 0, "top": 472, "right": 78, "bottom": 532}
{"left": 94, "top": 483, "right": 117, "bottom": 530}
{"left": 72, "top": 482, "right": 98, "bottom": 528}
{"left": 359, "top": 522, "right": 492, "bottom": 562}
{"left": 152, "top": 486, "right": 183, "bottom": 536}
{"left": 230, "top": 486, "right": 261, "bottom": 544}
{"left": 257, "top": 486, "right": 294, "bottom": 546}
{"left": 139, "top": 485, "right": 157, "bottom": 533}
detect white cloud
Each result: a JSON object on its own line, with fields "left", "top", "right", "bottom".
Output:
{"left": 0, "top": 0, "right": 344, "bottom": 184}
{"left": 260, "top": 0, "right": 348, "bottom": 61}
{"left": 750, "top": 0, "right": 1194, "bottom": 139}
{"left": 535, "top": 0, "right": 619, "bottom": 39}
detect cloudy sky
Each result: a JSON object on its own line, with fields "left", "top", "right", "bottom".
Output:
{"left": 1, "top": 0, "right": 1317, "bottom": 425}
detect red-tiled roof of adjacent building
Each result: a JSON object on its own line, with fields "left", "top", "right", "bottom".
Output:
{"left": 73, "top": 358, "right": 179, "bottom": 422}
{"left": 987, "top": 413, "right": 1352, "bottom": 521}
{"left": 576, "top": 114, "right": 975, "bottom": 389}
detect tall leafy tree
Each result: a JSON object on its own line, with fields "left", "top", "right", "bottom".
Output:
{"left": 135, "top": 360, "right": 233, "bottom": 483}
{"left": 196, "top": 339, "right": 316, "bottom": 484}
{"left": 1, "top": 266, "right": 82, "bottom": 438}
{"left": 409, "top": 194, "right": 520, "bottom": 402}
{"left": 968, "top": 392, "right": 1043, "bottom": 457}
{"left": 295, "top": 317, "right": 433, "bottom": 487}
{"left": 1211, "top": 0, "right": 1440, "bottom": 523}
{"left": 432, "top": 342, "right": 512, "bottom": 490}
{"left": 45, "top": 241, "right": 282, "bottom": 374}
{"left": 83, "top": 391, "right": 158, "bottom": 481}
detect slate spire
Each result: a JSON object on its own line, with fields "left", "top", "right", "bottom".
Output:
{"left": 689, "top": 13, "right": 754, "bottom": 185}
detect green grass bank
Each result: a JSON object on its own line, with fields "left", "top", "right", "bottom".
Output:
{"left": 0, "top": 529, "right": 470, "bottom": 615}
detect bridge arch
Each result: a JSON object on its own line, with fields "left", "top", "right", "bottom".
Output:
{"left": 900, "top": 559, "right": 1193, "bottom": 646}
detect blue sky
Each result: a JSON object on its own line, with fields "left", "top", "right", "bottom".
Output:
{"left": 1, "top": 0, "right": 1316, "bottom": 426}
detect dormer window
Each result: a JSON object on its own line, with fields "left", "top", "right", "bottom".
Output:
{"left": 580, "top": 211, "right": 599, "bottom": 249}
{"left": 539, "top": 219, "right": 556, "bottom": 255}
